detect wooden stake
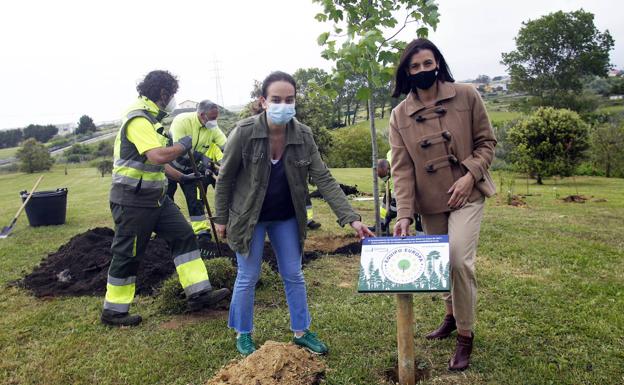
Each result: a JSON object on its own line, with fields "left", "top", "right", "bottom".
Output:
{"left": 396, "top": 294, "right": 415, "bottom": 385}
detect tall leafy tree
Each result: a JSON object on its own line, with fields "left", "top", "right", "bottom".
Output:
{"left": 314, "top": 0, "right": 439, "bottom": 232}
{"left": 76, "top": 115, "right": 97, "bottom": 135}
{"left": 292, "top": 68, "right": 335, "bottom": 158}
{"left": 508, "top": 107, "right": 589, "bottom": 184}
{"left": 590, "top": 117, "right": 624, "bottom": 178}
{"left": 501, "top": 9, "right": 614, "bottom": 111}
{"left": 475, "top": 74, "right": 491, "bottom": 84}
{"left": 16, "top": 138, "right": 54, "bottom": 173}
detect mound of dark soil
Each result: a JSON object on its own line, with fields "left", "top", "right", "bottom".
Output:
{"left": 310, "top": 183, "right": 361, "bottom": 198}
{"left": 19, "top": 227, "right": 174, "bottom": 297}
{"left": 562, "top": 194, "right": 588, "bottom": 203}
{"left": 508, "top": 194, "right": 527, "bottom": 207}
{"left": 200, "top": 239, "right": 322, "bottom": 271}
{"left": 19, "top": 227, "right": 357, "bottom": 298}
{"left": 332, "top": 241, "right": 362, "bottom": 255}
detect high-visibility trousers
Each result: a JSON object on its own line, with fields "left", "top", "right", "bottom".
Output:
{"left": 305, "top": 195, "right": 313, "bottom": 224}
{"left": 180, "top": 180, "right": 211, "bottom": 236}
{"left": 103, "top": 197, "right": 212, "bottom": 314}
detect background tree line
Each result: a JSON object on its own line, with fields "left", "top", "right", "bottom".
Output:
{"left": 0, "top": 124, "right": 58, "bottom": 149}
{"left": 0, "top": 114, "right": 98, "bottom": 149}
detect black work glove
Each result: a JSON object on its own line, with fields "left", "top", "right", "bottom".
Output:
{"left": 200, "top": 154, "right": 211, "bottom": 168}
{"left": 204, "top": 173, "right": 217, "bottom": 187}
{"left": 180, "top": 173, "right": 202, "bottom": 184}
{"left": 175, "top": 136, "right": 193, "bottom": 152}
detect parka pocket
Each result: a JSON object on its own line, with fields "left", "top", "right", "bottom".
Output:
{"left": 293, "top": 158, "right": 311, "bottom": 167}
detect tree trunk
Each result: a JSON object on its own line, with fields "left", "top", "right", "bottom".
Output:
{"left": 606, "top": 154, "right": 611, "bottom": 178}
{"left": 381, "top": 101, "right": 386, "bottom": 118}
{"left": 369, "top": 97, "right": 381, "bottom": 234}
{"left": 346, "top": 102, "right": 351, "bottom": 125}
{"left": 537, "top": 175, "right": 543, "bottom": 185}
{"left": 353, "top": 101, "right": 360, "bottom": 125}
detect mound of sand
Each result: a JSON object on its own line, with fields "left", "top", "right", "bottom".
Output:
{"left": 207, "top": 341, "right": 325, "bottom": 385}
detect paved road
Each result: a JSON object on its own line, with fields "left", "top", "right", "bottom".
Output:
{"left": 49, "top": 131, "right": 117, "bottom": 156}
{"left": 0, "top": 130, "right": 117, "bottom": 165}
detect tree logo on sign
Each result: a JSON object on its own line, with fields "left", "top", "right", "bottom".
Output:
{"left": 381, "top": 247, "right": 425, "bottom": 285}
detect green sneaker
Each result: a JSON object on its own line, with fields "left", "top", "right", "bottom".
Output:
{"left": 293, "top": 330, "right": 328, "bottom": 355}
{"left": 236, "top": 333, "right": 256, "bottom": 356}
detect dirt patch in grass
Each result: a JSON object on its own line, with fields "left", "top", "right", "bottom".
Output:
{"left": 310, "top": 183, "right": 362, "bottom": 198}
{"left": 562, "top": 195, "right": 588, "bottom": 203}
{"left": 304, "top": 235, "right": 359, "bottom": 254}
{"left": 18, "top": 228, "right": 362, "bottom": 298}
{"left": 507, "top": 195, "right": 527, "bottom": 207}
{"left": 333, "top": 241, "right": 362, "bottom": 255}
{"left": 201, "top": 240, "right": 323, "bottom": 271}
{"left": 159, "top": 310, "right": 228, "bottom": 330}
{"left": 18, "top": 227, "right": 174, "bottom": 297}
{"left": 206, "top": 341, "right": 325, "bottom": 385}
{"left": 384, "top": 358, "right": 431, "bottom": 384}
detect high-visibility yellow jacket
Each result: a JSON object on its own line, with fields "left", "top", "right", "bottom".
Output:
{"left": 170, "top": 112, "right": 227, "bottom": 171}
{"left": 109, "top": 97, "right": 168, "bottom": 207}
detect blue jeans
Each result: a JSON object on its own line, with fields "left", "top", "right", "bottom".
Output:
{"left": 228, "top": 217, "right": 311, "bottom": 333}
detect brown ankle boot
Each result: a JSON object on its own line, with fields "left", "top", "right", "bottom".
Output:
{"left": 448, "top": 333, "right": 473, "bottom": 371}
{"left": 425, "top": 314, "right": 456, "bottom": 340}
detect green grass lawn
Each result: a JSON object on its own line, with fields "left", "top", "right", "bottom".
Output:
{"left": 0, "top": 146, "right": 18, "bottom": 160}
{"left": 1, "top": 166, "right": 623, "bottom": 384}
{"left": 597, "top": 104, "right": 624, "bottom": 114}
{"left": 340, "top": 108, "right": 520, "bottom": 135}
{"left": 488, "top": 110, "right": 522, "bottom": 124}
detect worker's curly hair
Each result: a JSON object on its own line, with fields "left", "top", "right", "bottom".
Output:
{"left": 136, "top": 70, "right": 179, "bottom": 102}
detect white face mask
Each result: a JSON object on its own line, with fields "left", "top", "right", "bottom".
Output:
{"left": 163, "top": 96, "right": 177, "bottom": 113}
{"left": 204, "top": 119, "right": 218, "bottom": 128}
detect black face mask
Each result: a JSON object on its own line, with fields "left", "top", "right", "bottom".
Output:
{"left": 408, "top": 68, "right": 438, "bottom": 91}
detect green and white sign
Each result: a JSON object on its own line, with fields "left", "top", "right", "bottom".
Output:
{"left": 358, "top": 236, "right": 450, "bottom": 293}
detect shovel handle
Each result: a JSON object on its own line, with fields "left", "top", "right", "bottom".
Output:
{"left": 14, "top": 175, "right": 44, "bottom": 220}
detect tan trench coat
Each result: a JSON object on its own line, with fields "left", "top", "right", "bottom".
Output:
{"left": 389, "top": 81, "right": 497, "bottom": 217}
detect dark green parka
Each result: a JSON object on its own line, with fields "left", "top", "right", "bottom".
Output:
{"left": 214, "top": 113, "right": 360, "bottom": 256}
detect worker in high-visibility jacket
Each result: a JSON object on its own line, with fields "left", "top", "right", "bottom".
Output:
{"left": 103, "top": 70, "right": 230, "bottom": 327}
{"left": 169, "top": 100, "right": 226, "bottom": 248}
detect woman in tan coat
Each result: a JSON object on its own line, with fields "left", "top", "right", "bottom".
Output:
{"left": 390, "top": 38, "right": 496, "bottom": 371}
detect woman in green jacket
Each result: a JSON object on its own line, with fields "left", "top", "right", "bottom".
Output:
{"left": 214, "top": 71, "right": 374, "bottom": 356}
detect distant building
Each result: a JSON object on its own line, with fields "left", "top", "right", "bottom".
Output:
{"left": 490, "top": 76, "right": 510, "bottom": 91}
{"left": 177, "top": 100, "right": 198, "bottom": 109}
{"left": 56, "top": 122, "right": 77, "bottom": 136}
{"left": 609, "top": 95, "right": 623, "bottom": 100}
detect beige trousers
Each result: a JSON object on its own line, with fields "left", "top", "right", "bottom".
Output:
{"left": 420, "top": 197, "right": 485, "bottom": 331}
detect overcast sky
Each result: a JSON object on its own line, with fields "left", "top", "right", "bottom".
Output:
{"left": 0, "top": 0, "right": 622, "bottom": 130}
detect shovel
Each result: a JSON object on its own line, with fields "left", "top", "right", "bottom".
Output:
{"left": 0, "top": 175, "right": 44, "bottom": 238}
{"left": 187, "top": 151, "right": 223, "bottom": 258}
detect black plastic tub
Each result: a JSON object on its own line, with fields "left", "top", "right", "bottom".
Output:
{"left": 20, "top": 188, "right": 68, "bottom": 227}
